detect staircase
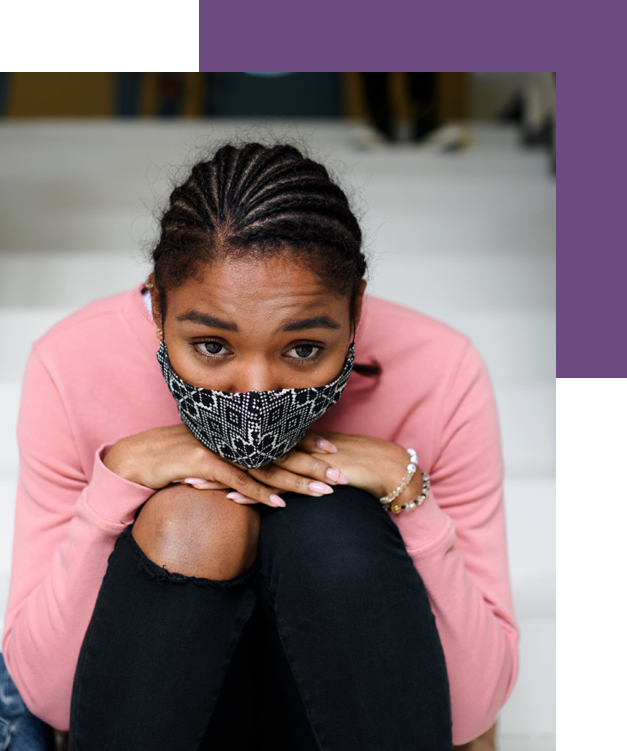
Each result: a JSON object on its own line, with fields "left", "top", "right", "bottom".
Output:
{"left": 0, "top": 119, "right": 555, "bottom": 749}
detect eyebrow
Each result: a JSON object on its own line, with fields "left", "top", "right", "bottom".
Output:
{"left": 176, "top": 311, "right": 341, "bottom": 333}
{"left": 281, "top": 316, "right": 341, "bottom": 332}
{"left": 176, "top": 311, "right": 238, "bottom": 331}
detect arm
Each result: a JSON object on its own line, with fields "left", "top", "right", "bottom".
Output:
{"left": 2, "top": 349, "right": 155, "bottom": 730}
{"left": 392, "top": 341, "right": 518, "bottom": 744}
{"left": 290, "top": 341, "right": 517, "bottom": 744}
{"left": 2, "top": 347, "right": 353, "bottom": 728}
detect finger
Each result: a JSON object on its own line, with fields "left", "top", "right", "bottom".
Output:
{"left": 226, "top": 492, "right": 260, "bottom": 505}
{"left": 249, "top": 464, "right": 335, "bottom": 497}
{"left": 212, "top": 462, "right": 286, "bottom": 508}
{"left": 296, "top": 432, "right": 338, "bottom": 454}
{"left": 272, "top": 450, "right": 349, "bottom": 486}
{"left": 182, "top": 479, "right": 230, "bottom": 490}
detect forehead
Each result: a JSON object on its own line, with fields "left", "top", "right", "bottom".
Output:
{"left": 167, "top": 254, "right": 348, "bottom": 318}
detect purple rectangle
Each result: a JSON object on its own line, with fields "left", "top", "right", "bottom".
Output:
{"left": 198, "top": 0, "right": 620, "bottom": 376}
{"left": 199, "top": 0, "right": 559, "bottom": 72}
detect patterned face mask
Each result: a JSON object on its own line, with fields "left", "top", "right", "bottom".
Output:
{"left": 156, "top": 341, "right": 355, "bottom": 469}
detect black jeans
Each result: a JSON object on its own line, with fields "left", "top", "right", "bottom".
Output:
{"left": 69, "top": 487, "right": 452, "bottom": 750}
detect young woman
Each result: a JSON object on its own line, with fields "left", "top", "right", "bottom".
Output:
{"left": 1, "top": 143, "right": 518, "bottom": 750}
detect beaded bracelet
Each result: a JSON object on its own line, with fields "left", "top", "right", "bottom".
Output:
{"left": 379, "top": 448, "right": 430, "bottom": 514}
{"left": 380, "top": 472, "right": 431, "bottom": 514}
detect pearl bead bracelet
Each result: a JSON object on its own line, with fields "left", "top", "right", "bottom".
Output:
{"left": 379, "top": 448, "right": 431, "bottom": 514}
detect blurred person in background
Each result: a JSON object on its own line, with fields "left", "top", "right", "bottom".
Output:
{"left": 362, "top": 72, "right": 439, "bottom": 142}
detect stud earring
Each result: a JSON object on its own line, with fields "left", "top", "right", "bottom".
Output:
{"left": 145, "top": 280, "right": 155, "bottom": 290}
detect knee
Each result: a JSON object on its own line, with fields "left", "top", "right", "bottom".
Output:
{"left": 260, "top": 488, "right": 424, "bottom": 620}
{"left": 131, "top": 485, "right": 260, "bottom": 581}
{"left": 259, "top": 486, "right": 403, "bottom": 589}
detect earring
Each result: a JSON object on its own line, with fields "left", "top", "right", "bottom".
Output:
{"left": 156, "top": 328, "right": 163, "bottom": 342}
{"left": 145, "top": 280, "right": 155, "bottom": 290}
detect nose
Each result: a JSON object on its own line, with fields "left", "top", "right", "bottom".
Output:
{"left": 227, "top": 357, "right": 280, "bottom": 393}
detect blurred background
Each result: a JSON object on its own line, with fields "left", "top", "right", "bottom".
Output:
{"left": 0, "top": 72, "right": 555, "bottom": 750}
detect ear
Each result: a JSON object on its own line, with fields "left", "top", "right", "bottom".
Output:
{"left": 352, "top": 279, "right": 367, "bottom": 333}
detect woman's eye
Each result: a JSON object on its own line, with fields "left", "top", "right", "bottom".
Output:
{"left": 197, "top": 341, "right": 229, "bottom": 356}
{"left": 288, "top": 344, "right": 320, "bottom": 359}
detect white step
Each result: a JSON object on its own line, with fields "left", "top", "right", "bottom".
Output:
{"left": 497, "top": 734, "right": 555, "bottom": 751}
{"left": 430, "top": 309, "right": 554, "bottom": 382}
{"left": 0, "top": 573, "right": 9, "bottom": 643}
{"left": 371, "top": 255, "right": 554, "bottom": 318}
{"left": 504, "top": 478, "right": 555, "bottom": 588}
{"left": 0, "top": 308, "right": 75, "bottom": 380}
{"left": 495, "top": 382, "right": 555, "bottom": 477}
{"left": 0, "top": 252, "right": 149, "bottom": 309}
{"left": 364, "top": 201, "right": 554, "bottom": 260}
{"left": 0, "top": 479, "right": 16, "bottom": 577}
{"left": 0, "top": 382, "right": 20, "bottom": 478}
{"left": 0, "top": 122, "right": 554, "bottom": 261}
{"left": 498, "top": 617, "right": 556, "bottom": 736}
{"left": 362, "top": 164, "right": 555, "bottom": 216}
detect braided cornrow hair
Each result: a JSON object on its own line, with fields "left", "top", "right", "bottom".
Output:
{"left": 152, "top": 142, "right": 380, "bottom": 376}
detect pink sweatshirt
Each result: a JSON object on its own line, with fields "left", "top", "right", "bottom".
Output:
{"left": 2, "top": 285, "right": 518, "bottom": 744}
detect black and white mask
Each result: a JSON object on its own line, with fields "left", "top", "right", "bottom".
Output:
{"left": 156, "top": 341, "right": 355, "bottom": 469}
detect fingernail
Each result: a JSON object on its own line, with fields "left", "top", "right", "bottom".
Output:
{"left": 337, "top": 472, "right": 349, "bottom": 484}
{"left": 185, "top": 477, "right": 207, "bottom": 484}
{"left": 325, "top": 467, "right": 341, "bottom": 483}
{"left": 317, "top": 438, "right": 338, "bottom": 453}
{"left": 269, "top": 494, "right": 286, "bottom": 508}
{"left": 227, "top": 492, "right": 246, "bottom": 500}
{"left": 309, "top": 482, "right": 334, "bottom": 495}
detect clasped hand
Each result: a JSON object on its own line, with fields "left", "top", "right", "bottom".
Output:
{"left": 103, "top": 424, "right": 422, "bottom": 509}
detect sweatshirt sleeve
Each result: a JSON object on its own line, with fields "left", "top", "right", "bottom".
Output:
{"left": 391, "top": 340, "right": 519, "bottom": 745}
{"left": 1, "top": 348, "right": 155, "bottom": 730}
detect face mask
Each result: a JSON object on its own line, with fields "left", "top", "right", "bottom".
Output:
{"left": 156, "top": 341, "right": 355, "bottom": 469}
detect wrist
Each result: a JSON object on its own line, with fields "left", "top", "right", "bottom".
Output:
{"left": 396, "top": 467, "right": 424, "bottom": 505}
{"left": 379, "top": 444, "right": 418, "bottom": 499}
{"left": 378, "top": 445, "right": 425, "bottom": 512}
{"left": 103, "top": 438, "right": 141, "bottom": 485}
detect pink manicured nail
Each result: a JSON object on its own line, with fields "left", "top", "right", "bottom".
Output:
{"left": 269, "top": 494, "right": 286, "bottom": 508}
{"left": 226, "top": 492, "right": 246, "bottom": 500}
{"left": 324, "top": 469, "right": 349, "bottom": 485}
{"left": 185, "top": 477, "right": 207, "bottom": 485}
{"left": 309, "top": 481, "right": 334, "bottom": 495}
{"left": 316, "top": 438, "right": 338, "bottom": 453}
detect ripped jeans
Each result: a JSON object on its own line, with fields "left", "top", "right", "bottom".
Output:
{"left": 69, "top": 486, "right": 453, "bottom": 750}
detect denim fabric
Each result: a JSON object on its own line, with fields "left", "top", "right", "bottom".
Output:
{"left": 70, "top": 486, "right": 453, "bottom": 750}
{"left": 0, "top": 653, "right": 54, "bottom": 751}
